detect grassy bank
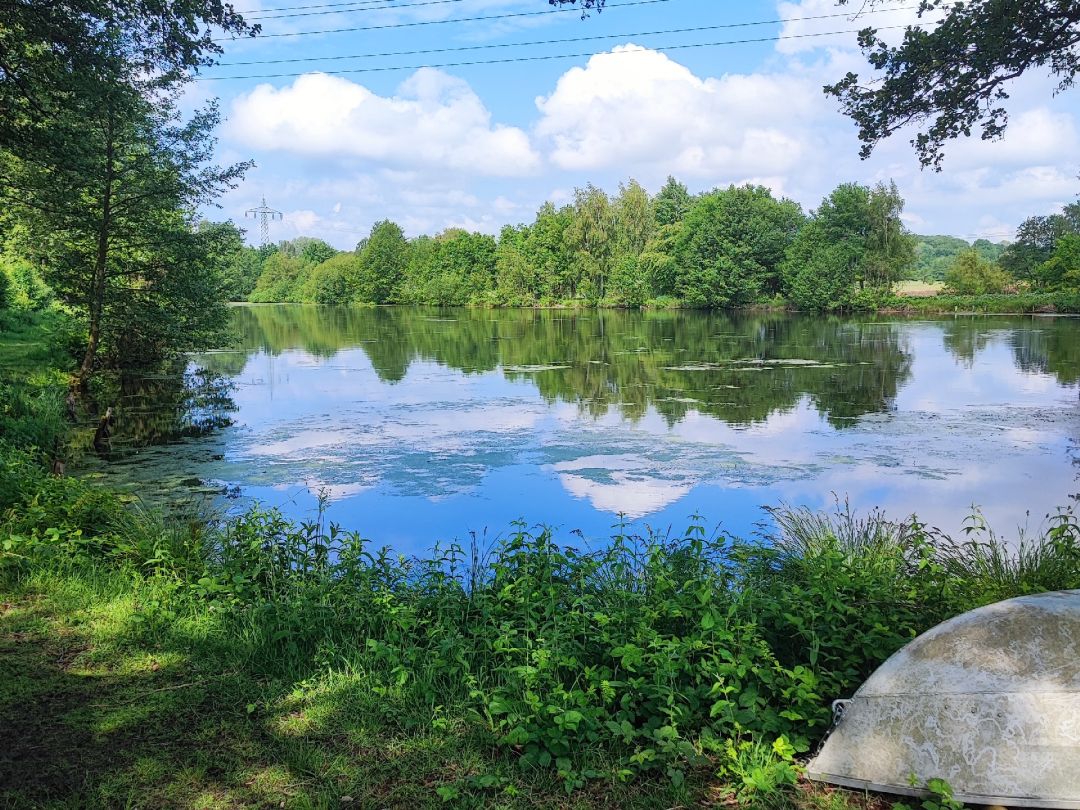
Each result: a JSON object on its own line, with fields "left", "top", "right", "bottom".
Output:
{"left": 0, "top": 309, "right": 82, "bottom": 455}
{"left": 3, "top": 309, "right": 1080, "bottom": 808}
{"left": 879, "top": 290, "right": 1080, "bottom": 315}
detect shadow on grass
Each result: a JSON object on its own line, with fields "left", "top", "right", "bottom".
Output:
{"left": 0, "top": 590, "right": 476, "bottom": 809}
{"left": 0, "top": 586, "right": 699, "bottom": 810}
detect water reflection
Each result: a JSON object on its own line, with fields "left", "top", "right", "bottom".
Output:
{"left": 229, "top": 306, "right": 917, "bottom": 428}
{"left": 99, "top": 365, "right": 236, "bottom": 456}
{"left": 87, "top": 307, "right": 1080, "bottom": 549}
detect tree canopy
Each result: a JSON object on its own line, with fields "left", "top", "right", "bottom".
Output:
{"left": 828, "top": 0, "right": 1080, "bottom": 168}
{"left": 1000, "top": 203, "right": 1080, "bottom": 281}
{"left": 0, "top": 0, "right": 255, "bottom": 381}
{"left": 230, "top": 177, "right": 930, "bottom": 312}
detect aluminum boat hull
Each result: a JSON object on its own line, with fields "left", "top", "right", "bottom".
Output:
{"left": 807, "top": 590, "right": 1080, "bottom": 808}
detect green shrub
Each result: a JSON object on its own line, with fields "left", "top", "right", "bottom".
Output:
{"left": 605, "top": 255, "right": 648, "bottom": 307}
{"left": 944, "top": 249, "right": 1012, "bottom": 294}
{"left": 0, "top": 255, "right": 53, "bottom": 310}
{"left": 1038, "top": 233, "right": 1080, "bottom": 292}
{"left": 301, "top": 254, "right": 356, "bottom": 305}
{"left": 0, "top": 380, "right": 66, "bottom": 454}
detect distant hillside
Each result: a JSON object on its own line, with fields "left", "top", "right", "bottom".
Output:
{"left": 908, "top": 235, "right": 1008, "bottom": 281}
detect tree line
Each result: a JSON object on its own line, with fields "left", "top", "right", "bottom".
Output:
{"left": 229, "top": 179, "right": 917, "bottom": 311}
{"left": 2, "top": 0, "right": 1078, "bottom": 381}
{"left": 226, "top": 180, "right": 1080, "bottom": 311}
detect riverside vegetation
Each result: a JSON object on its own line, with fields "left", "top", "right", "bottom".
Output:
{"left": 222, "top": 182, "right": 1080, "bottom": 315}
{"left": 2, "top": 309, "right": 1080, "bottom": 808}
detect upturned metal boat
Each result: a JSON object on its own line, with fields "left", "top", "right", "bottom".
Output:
{"left": 807, "top": 590, "right": 1080, "bottom": 808}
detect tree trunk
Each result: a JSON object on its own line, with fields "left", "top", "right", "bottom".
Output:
{"left": 78, "top": 106, "right": 115, "bottom": 389}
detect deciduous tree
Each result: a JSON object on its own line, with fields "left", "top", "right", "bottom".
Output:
{"left": 944, "top": 249, "right": 1012, "bottom": 295}
{"left": 675, "top": 185, "right": 804, "bottom": 307}
{"left": 653, "top": 176, "right": 693, "bottom": 227}
{"left": 826, "top": 1, "right": 1080, "bottom": 168}
{"left": 1, "top": 73, "right": 248, "bottom": 381}
{"left": 354, "top": 220, "right": 410, "bottom": 303}
{"left": 1000, "top": 203, "right": 1080, "bottom": 281}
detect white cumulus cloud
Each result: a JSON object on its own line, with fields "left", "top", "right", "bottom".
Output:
{"left": 534, "top": 45, "right": 815, "bottom": 181}
{"left": 228, "top": 70, "right": 541, "bottom": 177}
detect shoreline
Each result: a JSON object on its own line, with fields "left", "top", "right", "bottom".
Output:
{"left": 228, "top": 291, "right": 1080, "bottom": 317}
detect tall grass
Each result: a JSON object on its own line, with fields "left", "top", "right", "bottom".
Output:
{"left": 935, "top": 509, "right": 1080, "bottom": 601}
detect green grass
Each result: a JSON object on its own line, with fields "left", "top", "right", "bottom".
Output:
{"left": 0, "top": 568, "right": 720, "bottom": 809}
{"left": 0, "top": 309, "right": 79, "bottom": 458}
{"left": 878, "top": 290, "right": 1080, "bottom": 314}
{"left": 0, "top": 550, "right": 911, "bottom": 810}
{"left": 0, "top": 308, "right": 79, "bottom": 376}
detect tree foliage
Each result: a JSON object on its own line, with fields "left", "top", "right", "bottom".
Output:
{"left": 566, "top": 184, "right": 616, "bottom": 301}
{"left": 0, "top": 0, "right": 255, "bottom": 380}
{"left": 1039, "top": 233, "right": 1080, "bottom": 291}
{"left": 1000, "top": 203, "right": 1080, "bottom": 282}
{"left": 674, "top": 185, "right": 804, "bottom": 308}
{"left": 944, "top": 249, "right": 1012, "bottom": 295}
{"left": 653, "top": 176, "right": 693, "bottom": 227}
{"left": 239, "top": 178, "right": 931, "bottom": 312}
{"left": 782, "top": 182, "right": 914, "bottom": 311}
{"left": 356, "top": 220, "right": 411, "bottom": 304}
{"left": 396, "top": 229, "right": 498, "bottom": 306}
{"left": 1, "top": 78, "right": 248, "bottom": 378}
{"left": 826, "top": 1, "right": 1080, "bottom": 168}
{"left": 0, "top": 0, "right": 254, "bottom": 147}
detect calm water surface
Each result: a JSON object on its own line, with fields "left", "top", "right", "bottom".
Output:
{"left": 87, "top": 306, "right": 1080, "bottom": 553}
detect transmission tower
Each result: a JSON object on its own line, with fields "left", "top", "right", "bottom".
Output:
{"left": 245, "top": 196, "right": 283, "bottom": 246}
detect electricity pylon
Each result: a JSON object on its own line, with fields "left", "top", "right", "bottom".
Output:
{"left": 245, "top": 196, "right": 283, "bottom": 246}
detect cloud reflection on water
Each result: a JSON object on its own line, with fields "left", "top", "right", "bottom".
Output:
{"left": 90, "top": 308, "right": 1080, "bottom": 546}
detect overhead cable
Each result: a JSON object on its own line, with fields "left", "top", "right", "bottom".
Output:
{"left": 219, "top": 5, "right": 914, "bottom": 66}
{"left": 217, "top": 0, "right": 671, "bottom": 40}
{"left": 199, "top": 25, "right": 907, "bottom": 80}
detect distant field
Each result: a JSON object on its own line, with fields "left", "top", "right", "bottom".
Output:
{"left": 894, "top": 280, "right": 945, "bottom": 297}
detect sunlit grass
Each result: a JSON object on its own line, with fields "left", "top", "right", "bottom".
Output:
{"left": 0, "top": 563, "right": 886, "bottom": 809}
{"left": 893, "top": 280, "right": 945, "bottom": 297}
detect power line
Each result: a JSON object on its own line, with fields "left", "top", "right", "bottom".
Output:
{"left": 239, "top": 0, "right": 450, "bottom": 16}
{"left": 218, "top": 5, "right": 915, "bottom": 67}
{"left": 216, "top": 0, "right": 672, "bottom": 40}
{"left": 246, "top": 0, "right": 467, "bottom": 22}
{"left": 239, "top": 0, "right": 913, "bottom": 19}
{"left": 199, "top": 25, "right": 907, "bottom": 80}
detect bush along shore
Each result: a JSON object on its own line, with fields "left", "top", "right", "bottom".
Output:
{"left": 874, "top": 290, "right": 1080, "bottom": 315}
{"left": 3, "top": 310, "right": 1080, "bottom": 809}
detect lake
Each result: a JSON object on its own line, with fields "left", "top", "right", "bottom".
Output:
{"left": 84, "top": 306, "right": 1080, "bottom": 554}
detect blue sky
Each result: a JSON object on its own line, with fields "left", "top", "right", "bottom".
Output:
{"left": 188, "top": 0, "right": 1080, "bottom": 249}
